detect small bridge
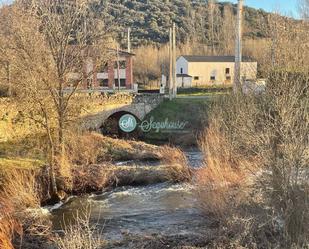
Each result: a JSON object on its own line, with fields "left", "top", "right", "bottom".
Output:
{"left": 80, "top": 93, "right": 164, "bottom": 134}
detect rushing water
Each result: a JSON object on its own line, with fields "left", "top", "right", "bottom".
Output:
{"left": 50, "top": 148, "right": 207, "bottom": 245}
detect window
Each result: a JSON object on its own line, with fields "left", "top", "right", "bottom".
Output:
{"left": 115, "top": 79, "right": 126, "bottom": 87}
{"left": 226, "top": 76, "right": 231, "bottom": 81}
{"left": 225, "top": 68, "right": 230, "bottom": 75}
{"left": 210, "top": 69, "right": 217, "bottom": 81}
{"left": 194, "top": 76, "right": 199, "bottom": 80}
{"left": 98, "top": 79, "right": 109, "bottom": 87}
{"left": 180, "top": 68, "right": 183, "bottom": 74}
{"left": 114, "top": 61, "right": 126, "bottom": 69}
{"left": 119, "top": 61, "right": 126, "bottom": 69}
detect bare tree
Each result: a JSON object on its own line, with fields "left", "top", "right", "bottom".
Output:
{"left": 220, "top": 4, "right": 236, "bottom": 54}
{"left": 299, "top": 0, "right": 309, "bottom": 19}
{"left": 267, "top": 13, "right": 309, "bottom": 73}
{"left": 207, "top": 0, "right": 222, "bottom": 55}
{"left": 0, "top": 0, "right": 110, "bottom": 198}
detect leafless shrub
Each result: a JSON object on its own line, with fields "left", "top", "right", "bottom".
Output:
{"left": 65, "top": 132, "right": 109, "bottom": 166}
{"left": 72, "top": 164, "right": 111, "bottom": 193}
{"left": 196, "top": 124, "right": 253, "bottom": 218}
{"left": 0, "top": 169, "right": 52, "bottom": 248}
{"left": 0, "top": 169, "right": 40, "bottom": 209}
{"left": 259, "top": 71, "right": 309, "bottom": 247}
{"left": 197, "top": 70, "right": 309, "bottom": 247}
{"left": 0, "top": 197, "right": 21, "bottom": 249}
{"left": 54, "top": 208, "right": 105, "bottom": 249}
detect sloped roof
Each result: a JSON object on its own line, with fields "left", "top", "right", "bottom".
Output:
{"left": 180, "top": 55, "right": 254, "bottom": 62}
{"left": 108, "top": 48, "right": 135, "bottom": 57}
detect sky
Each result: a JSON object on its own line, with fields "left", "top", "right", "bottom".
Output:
{"left": 220, "top": 0, "right": 300, "bottom": 18}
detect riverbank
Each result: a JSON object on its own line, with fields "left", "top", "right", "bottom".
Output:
{"left": 0, "top": 132, "right": 193, "bottom": 249}
{"left": 0, "top": 96, "right": 204, "bottom": 249}
{"left": 1, "top": 133, "right": 191, "bottom": 197}
{"left": 142, "top": 98, "right": 210, "bottom": 146}
{"left": 50, "top": 149, "right": 205, "bottom": 249}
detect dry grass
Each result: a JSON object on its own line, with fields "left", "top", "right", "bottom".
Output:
{"left": 72, "top": 163, "right": 111, "bottom": 193}
{"left": 0, "top": 99, "right": 43, "bottom": 143}
{"left": 160, "top": 146, "right": 192, "bottom": 183}
{"left": 0, "top": 197, "right": 21, "bottom": 249}
{"left": 54, "top": 208, "right": 105, "bottom": 249}
{"left": 196, "top": 71, "right": 309, "bottom": 248}
{"left": 66, "top": 132, "right": 161, "bottom": 165}
{"left": 196, "top": 125, "right": 252, "bottom": 218}
{"left": 0, "top": 168, "right": 51, "bottom": 248}
{"left": 0, "top": 169, "right": 40, "bottom": 209}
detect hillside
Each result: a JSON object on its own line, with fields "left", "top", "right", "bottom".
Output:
{"left": 95, "top": 0, "right": 271, "bottom": 47}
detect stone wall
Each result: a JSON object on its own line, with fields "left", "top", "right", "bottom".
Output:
{"left": 80, "top": 93, "right": 164, "bottom": 131}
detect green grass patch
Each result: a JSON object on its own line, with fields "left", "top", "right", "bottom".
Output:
{"left": 178, "top": 91, "right": 228, "bottom": 97}
{"left": 177, "top": 86, "right": 232, "bottom": 97}
{"left": 146, "top": 98, "right": 209, "bottom": 121}
{"left": 142, "top": 98, "right": 210, "bottom": 143}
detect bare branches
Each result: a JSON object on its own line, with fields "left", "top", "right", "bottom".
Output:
{"left": 299, "top": 0, "right": 309, "bottom": 19}
{"left": 0, "top": 0, "right": 110, "bottom": 196}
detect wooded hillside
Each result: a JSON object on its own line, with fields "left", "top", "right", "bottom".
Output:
{"left": 94, "top": 0, "right": 271, "bottom": 47}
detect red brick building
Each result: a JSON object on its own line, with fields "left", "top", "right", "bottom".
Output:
{"left": 68, "top": 48, "right": 135, "bottom": 91}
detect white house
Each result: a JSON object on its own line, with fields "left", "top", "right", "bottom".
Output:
{"left": 176, "top": 55, "right": 258, "bottom": 87}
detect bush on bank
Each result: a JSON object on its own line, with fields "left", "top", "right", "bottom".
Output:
{"left": 196, "top": 71, "right": 309, "bottom": 248}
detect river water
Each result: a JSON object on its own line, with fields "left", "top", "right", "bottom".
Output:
{"left": 50, "top": 149, "right": 208, "bottom": 246}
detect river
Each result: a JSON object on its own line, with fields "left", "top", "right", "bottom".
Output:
{"left": 50, "top": 148, "right": 208, "bottom": 247}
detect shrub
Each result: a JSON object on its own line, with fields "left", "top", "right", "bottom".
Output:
{"left": 0, "top": 168, "right": 51, "bottom": 248}
{"left": 196, "top": 71, "right": 309, "bottom": 247}
{"left": 196, "top": 124, "right": 252, "bottom": 218}
{"left": 54, "top": 208, "right": 105, "bottom": 249}
{"left": 159, "top": 146, "right": 192, "bottom": 182}
{"left": 0, "top": 197, "right": 20, "bottom": 249}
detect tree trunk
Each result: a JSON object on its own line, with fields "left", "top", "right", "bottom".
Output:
{"left": 49, "top": 145, "right": 58, "bottom": 195}
{"left": 46, "top": 126, "right": 58, "bottom": 197}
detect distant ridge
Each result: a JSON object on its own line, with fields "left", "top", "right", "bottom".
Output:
{"left": 94, "top": 0, "right": 279, "bottom": 46}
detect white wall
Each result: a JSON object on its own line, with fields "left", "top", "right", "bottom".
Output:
{"left": 187, "top": 61, "right": 257, "bottom": 86}
{"left": 177, "top": 76, "right": 192, "bottom": 88}
{"left": 97, "top": 73, "right": 108, "bottom": 79}
{"left": 114, "top": 69, "right": 126, "bottom": 79}
{"left": 96, "top": 70, "right": 126, "bottom": 79}
{"left": 176, "top": 56, "right": 189, "bottom": 74}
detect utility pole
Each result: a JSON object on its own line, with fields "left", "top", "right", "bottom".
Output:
{"left": 169, "top": 27, "right": 173, "bottom": 100}
{"left": 127, "top": 27, "right": 131, "bottom": 53}
{"left": 116, "top": 45, "right": 121, "bottom": 92}
{"left": 172, "top": 22, "right": 177, "bottom": 98}
{"left": 234, "top": 0, "right": 243, "bottom": 93}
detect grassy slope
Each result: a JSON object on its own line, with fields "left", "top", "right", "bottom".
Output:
{"left": 0, "top": 158, "right": 43, "bottom": 170}
{"left": 143, "top": 98, "right": 210, "bottom": 144}
{"left": 177, "top": 86, "right": 232, "bottom": 97}
{"left": 0, "top": 96, "right": 134, "bottom": 170}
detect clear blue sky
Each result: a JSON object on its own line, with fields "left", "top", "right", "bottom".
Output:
{"left": 220, "top": 0, "right": 299, "bottom": 18}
